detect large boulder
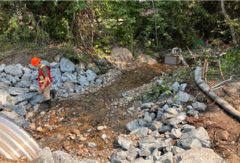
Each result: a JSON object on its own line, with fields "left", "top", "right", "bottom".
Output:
{"left": 126, "top": 120, "right": 140, "bottom": 131}
{"left": 50, "top": 62, "right": 60, "bottom": 68}
{"left": 86, "top": 70, "right": 97, "bottom": 82}
{"left": 130, "top": 127, "right": 148, "bottom": 137}
{"left": 7, "top": 87, "right": 29, "bottom": 95}
{"left": 13, "top": 104, "right": 27, "bottom": 116}
{"left": 13, "top": 92, "right": 37, "bottom": 104}
{"left": 41, "top": 60, "right": 50, "bottom": 67}
{"left": 174, "top": 148, "right": 226, "bottom": 163}
{"left": 60, "top": 58, "right": 75, "bottom": 73}
{"left": 191, "top": 102, "right": 207, "bottom": 112}
{"left": 77, "top": 76, "right": 89, "bottom": 86}
{"left": 137, "top": 136, "right": 160, "bottom": 151}
{"left": 30, "top": 94, "right": 45, "bottom": 105}
{"left": 21, "top": 73, "right": 32, "bottom": 81}
{"left": 176, "top": 92, "right": 191, "bottom": 104}
{"left": 22, "top": 67, "right": 32, "bottom": 74}
{"left": 76, "top": 66, "right": 85, "bottom": 75}
{"left": 50, "top": 68, "right": 61, "bottom": 78}
{"left": 4, "top": 65, "right": 23, "bottom": 76}
{"left": 19, "top": 80, "right": 31, "bottom": 88}
{"left": 62, "top": 72, "right": 77, "bottom": 84}
{"left": 111, "top": 151, "right": 129, "bottom": 163}
{"left": 177, "top": 127, "right": 211, "bottom": 150}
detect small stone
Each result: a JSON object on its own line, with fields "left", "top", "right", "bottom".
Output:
{"left": 87, "top": 142, "right": 97, "bottom": 148}
{"left": 97, "top": 126, "right": 104, "bottom": 131}
{"left": 36, "top": 127, "right": 43, "bottom": 132}
{"left": 101, "top": 134, "right": 107, "bottom": 139}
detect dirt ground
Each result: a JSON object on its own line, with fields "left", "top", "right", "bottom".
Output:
{"left": 185, "top": 80, "right": 240, "bottom": 163}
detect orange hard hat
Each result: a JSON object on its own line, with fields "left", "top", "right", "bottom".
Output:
{"left": 31, "top": 57, "right": 41, "bottom": 66}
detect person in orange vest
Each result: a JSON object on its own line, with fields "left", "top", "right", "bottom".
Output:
{"left": 31, "top": 57, "right": 56, "bottom": 109}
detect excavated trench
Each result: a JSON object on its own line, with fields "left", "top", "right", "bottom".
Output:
{"left": 25, "top": 63, "right": 176, "bottom": 162}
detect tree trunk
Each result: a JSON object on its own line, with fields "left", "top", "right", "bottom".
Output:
{"left": 152, "top": 0, "right": 158, "bottom": 46}
{"left": 221, "top": 0, "right": 237, "bottom": 44}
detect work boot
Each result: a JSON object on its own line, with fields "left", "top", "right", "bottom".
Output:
{"left": 42, "top": 100, "right": 51, "bottom": 110}
{"left": 50, "top": 89, "right": 57, "bottom": 99}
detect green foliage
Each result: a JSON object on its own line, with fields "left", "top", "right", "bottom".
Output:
{"left": 221, "top": 47, "right": 240, "bottom": 74}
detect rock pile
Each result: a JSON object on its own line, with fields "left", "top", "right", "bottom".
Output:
{"left": 0, "top": 58, "right": 103, "bottom": 127}
{"left": 109, "top": 81, "right": 225, "bottom": 163}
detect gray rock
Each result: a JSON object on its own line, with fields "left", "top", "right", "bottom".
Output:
{"left": 75, "top": 85, "right": 83, "bottom": 92}
{"left": 126, "top": 120, "right": 140, "bottom": 131}
{"left": 149, "top": 121, "right": 163, "bottom": 131}
{"left": 187, "top": 110, "right": 199, "bottom": 118}
{"left": 61, "top": 77, "right": 69, "bottom": 83}
{"left": 176, "top": 92, "right": 191, "bottom": 104}
{"left": 29, "top": 84, "right": 39, "bottom": 92}
{"left": 52, "top": 150, "right": 77, "bottom": 163}
{"left": 111, "top": 151, "right": 129, "bottom": 163}
{"left": 13, "top": 104, "right": 27, "bottom": 116}
{"left": 77, "top": 76, "right": 89, "bottom": 86}
{"left": 11, "top": 77, "right": 18, "bottom": 85}
{"left": 62, "top": 93, "right": 68, "bottom": 98}
{"left": 76, "top": 66, "right": 85, "bottom": 75}
{"left": 150, "top": 130, "right": 160, "bottom": 138}
{"left": 4, "top": 65, "right": 23, "bottom": 76}
{"left": 159, "top": 125, "right": 172, "bottom": 133}
{"left": 60, "top": 58, "right": 75, "bottom": 73}
{"left": 172, "top": 146, "right": 185, "bottom": 155}
{"left": 158, "top": 79, "right": 163, "bottom": 86}
{"left": 0, "top": 64, "right": 6, "bottom": 72}
{"left": 166, "top": 108, "right": 178, "bottom": 115}
{"left": 96, "top": 79, "right": 102, "bottom": 84}
{"left": 181, "top": 125, "right": 195, "bottom": 133}
{"left": 178, "top": 83, "right": 187, "bottom": 92}
{"left": 50, "top": 62, "right": 59, "bottom": 68}
{"left": 172, "top": 82, "right": 180, "bottom": 93}
{"left": 138, "top": 136, "right": 160, "bottom": 151}
{"left": 191, "top": 101, "right": 207, "bottom": 112}
{"left": 128, "top": 106, "right": 135, "bottom": 111}
{"left": 187, "top": 105, "right": 194, "bottom": 110}
{"left": 126, "top": 147, "right": 140, "bottom": 162}
{"left": 0, "top": 82, "right": 9, "bottom": 90}
{"left": 7, "top": 87, "right": 29, "bottom": 95}
{"left": 139, "top": 148, "right": 151, "bottom": 157}
{"left": 87, "top": 142, "right": 97, "bottom": 148}
{"left": 33, "top": 104, "right": 40, "bottom": 112}
{"left": 0, "top": 78, "right": 11, "bottom": 85}
{"left": 158, "top": 152, "right": 173, "bottom": 163}
{"left": 22, "top": 67, "right": 32, "bottom": 74}
{"left": 30, "top": 94, "right": 45, "bottom": 105}
{"left": 86, "top": 70, "right": 97, "bottom": 82}
{"left": 178, "top": 127, "right": 211, "bottom": 150}
{"left": 28, "top": 64, "right": 38, "bottom": 71}
{"left": 161, "top": 113, "right": 175, "bottom": 124}
{"left": 0, "top": 89, "right": 13, "bottom": 106}
{"left": 138, "top": 119, "right": 146, "bottom": 126}
{"left": 69, "top": 88, "right": 74, "bottom": 93}
{"left": 21, "top": 73, "right": 32, "bottom": 81}
{"left": 171, "top": 128, "right": 182, "bottom": 139}
{"left": 16, "top": 63, "right": 23, "bottom": 70}
{"left": 175, "top": 148, "right": 226, "bottom": 163}
{"left": 62, "top": 72, "right": 77, "bottom": 84}
{"left": 79, "top": 159, "right": 99, "bottom": 163}
{"left": 31, "top": 71, "right": 38, "bottom": 80}
{"left": 19, "top": 80, "right": 31, "bottom": 88}
{"left": 13, "top": 92, "right": 37, "bottom": 104}
{"left": 144, "top": 112, "right": 152, "bottom": 122}
{"left": 0, "top": 72, "right": 7, "bottom": 78}
{"left": 116, "top": 136, "right": 133, "bottom": 150}
{"left": 50, "top": 68, "right": 61, "bottom": 78}
{"left": 130, "top": 127, "right": 148, "bottom": 137}
{"left": 140, "top": 102, "right": 154, "bottom": 110}
{"left": 167, "top": 114, "right": 186, "bottom": 126}
{"left": 0, "top": 111, "right": 18, "bottom": 122}
{"left": 34, "top": 147, "right": 54, "bottom": 163}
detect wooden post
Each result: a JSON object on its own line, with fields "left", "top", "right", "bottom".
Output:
{"left": 218, "top": 60, "right": 225, "bottom": 81}
{"left": 202, "top": 59, "right": 207, "bottom": 79}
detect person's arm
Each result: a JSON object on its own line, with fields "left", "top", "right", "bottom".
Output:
{"left": 42, "top": 76, "right": 49, "bottom": 87}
